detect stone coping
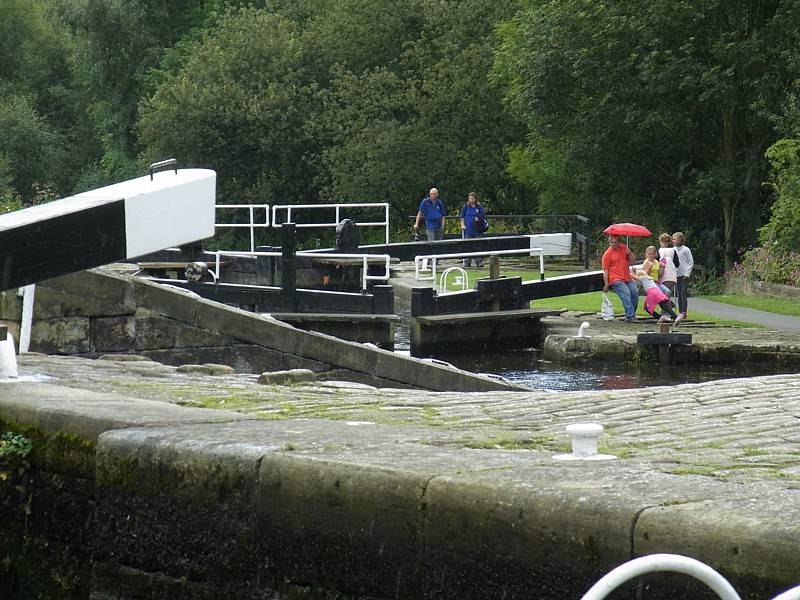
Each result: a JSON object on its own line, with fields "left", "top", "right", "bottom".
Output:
{"left": 3, "top": 355, "right": 800, "bottom": 597}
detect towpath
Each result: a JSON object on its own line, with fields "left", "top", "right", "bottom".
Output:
{"left": 691, "top": 296, "right": 800, "bottom": 331}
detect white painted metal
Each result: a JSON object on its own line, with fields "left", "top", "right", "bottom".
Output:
{"left": 773, "top": 585, "right": 800, "bottom": 600}
{"left": 73, "top": 168, "right": 216, "bottom": 258}
{"left": 215, "top": 204, "right": 270, "bottom": 252}
{"left": 438, "top": 267, "right": 469, "bottom": 294}
{"left": 567, "top": 423, "right": 603, "bottom": 457}
{"left": 271, "top": 202, "right": 390, "bottom": 244}
{"left": 527, "top": 232, "right": 573, "bottom": 256}
{"left": 581, "top": 554, "right": 741, "bottom": 600}
{"left": 17, "top": 284, "right": 34, "bottom": 353}
{"left": 414, "top": 246, "right": 545, "bottom": 283}
{"left": 0, "top": 332, "right": 18, "bottom": 378}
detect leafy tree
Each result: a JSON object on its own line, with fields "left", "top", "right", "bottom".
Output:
{"left": 0, "top": 0, "right": 96, "bottom": 199}
{"left": 315, "top": 0, "right": 525, "bottom": 221}
{"left": 137, "top": 7, "right": 321, "bottom": 203}
{"left": 0, "top": 92, "right": 67, "bottom": 205}
{"left": 496, "top": 0, "right": 800, "bottom": 270}
{"left": 760, "top": 139, "right": 800, "bottom": 252}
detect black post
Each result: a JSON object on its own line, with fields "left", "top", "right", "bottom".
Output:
{"left": 281, "top": 224, "right": 297, "bottom": 312}
{"left": 372, "top": 285, "right": 394, "bottom": 315}
{"left": 411, "top": 287, "right": 436, "bottom": 317}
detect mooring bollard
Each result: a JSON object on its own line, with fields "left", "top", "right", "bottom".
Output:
{"left": 554, "top": 423, "right": 617, "bottom": 461}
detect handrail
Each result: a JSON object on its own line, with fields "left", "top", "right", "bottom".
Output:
{"left": 207, "top": 249, "right": 391, "bottom": 292}
{"left": 415, "top": 239, "right": 545, "bottom": 284}
{"left": 272, "top": 202, "right": 390, "bottom": 244}
{"left": 581, "top": 554, "right": 741, "bottom": 600}
{"left": 438, "top": 267, "right": 469, "bottom": 294}
{"left": 215, "top": 204, "right": 270, "bottom": 252}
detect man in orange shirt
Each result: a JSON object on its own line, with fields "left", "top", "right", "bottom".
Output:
{"left": 602, "top": 234, "right": 638, "bottom": 322}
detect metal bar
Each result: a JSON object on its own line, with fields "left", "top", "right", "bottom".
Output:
{"left": 581, "top": 554, "right": 741, "bottom": 600}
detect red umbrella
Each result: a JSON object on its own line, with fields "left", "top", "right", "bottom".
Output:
{"left": 604, "top": 223, "right": 652, "bottom": 237}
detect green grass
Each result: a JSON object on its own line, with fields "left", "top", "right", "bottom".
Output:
{"left": 532, "top": 290, "right": 757, "bottom": 327}
{"left": 439, "top": 266, "right": 761, "bottom": 327}
{"left": 702, "top": 294, "right": 800, "bottom": 317}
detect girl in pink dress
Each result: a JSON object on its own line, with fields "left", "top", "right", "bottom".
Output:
{"left": 632, "top": 270, "right": 681, "bottom": 324}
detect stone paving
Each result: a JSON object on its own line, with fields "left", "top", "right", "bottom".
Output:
{"left": 18, "top": 352, "right": 800, "bottom": 487}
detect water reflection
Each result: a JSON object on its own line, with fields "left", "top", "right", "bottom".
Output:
{"left": 392, "top": 304, "right": 778, "bottom": 391}
{"left": 428, "top": 348, "right": 771, "bottom": 391}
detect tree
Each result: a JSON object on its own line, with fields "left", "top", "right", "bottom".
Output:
{"left": 0, "top": 0, "right": 97, "bottom": 199}
{"left": 137, "top": 8, "right": 321, "bottom": 203}
{"left": 315, "top": 0, "right": 525, "bottom": 219}
{"left": 0, "top": 92, "right": 67, "bottom": 205}
{"left": 496, "top": 0, "right": 800, "bottom": 270}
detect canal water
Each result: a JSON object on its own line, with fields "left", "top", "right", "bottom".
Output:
{"left": 427, "top": 347, "right": 758, "bottom": 391}
{"left": 393, "top": 309, "right": 767, "bottom": 391}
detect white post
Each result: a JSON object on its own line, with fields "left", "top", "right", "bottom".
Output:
{"left": 18, "top": 284, "right": 35, "bottom": 354}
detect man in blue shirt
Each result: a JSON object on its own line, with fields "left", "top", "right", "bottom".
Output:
{"left": 413, "top": 188, "right": 446, "bottom": 240}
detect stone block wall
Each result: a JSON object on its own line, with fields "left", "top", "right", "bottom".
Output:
{"left": 725, "top": 276, "right": 800, "bottom": 300}
{"left": 0, "top": 268, "right": 517, "bottom": 392}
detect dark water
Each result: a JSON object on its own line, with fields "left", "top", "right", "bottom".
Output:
{"left": 393, "top": 309, "right": 782, "bottom": 391}
{"left": 428, "top": 347, "right": 765, "bottom": 391}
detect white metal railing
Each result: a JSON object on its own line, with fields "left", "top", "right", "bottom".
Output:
{"left": 271, "top": 202, "right": 390, "bottom": 244}
{"left": 215, "top": 204, "right": 270, "bottom": 252}
{"left": 581, "top": 553, "right": 800, "bottom": 600}
{"left": 207, "top": 249, "right": 391, "bottom": 292}
{"left": 415, "top": 247, "right": 545, "bottom": 285}
{"left": 438, "top": 267, "right": 469, "bottom": 294}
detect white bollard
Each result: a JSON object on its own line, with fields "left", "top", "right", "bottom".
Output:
{"left": 0, "top": 332, "right": 19, "bottom": 379}
{"left": 554, "top": 422, "right": 617, "bottom": 461}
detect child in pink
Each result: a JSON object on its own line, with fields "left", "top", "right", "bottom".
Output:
{"left": 633, "top": 270, "right": 680, "bottom": 323}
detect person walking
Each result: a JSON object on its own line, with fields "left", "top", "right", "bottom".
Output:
{"left": 413, "top": 188, "right": 446, "bottom": 241}
{"left": 602, "top": 234, "right": 639, "bottom": 322}
{"left": 459, "top": 191, "right": 486, "bottom": 267}
{"left": 413, "top": 187, "right": 446, "bottom": 272}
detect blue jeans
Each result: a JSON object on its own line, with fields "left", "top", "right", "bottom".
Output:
{"left": 611, "top": 280, "right": 639, "bottom": 319}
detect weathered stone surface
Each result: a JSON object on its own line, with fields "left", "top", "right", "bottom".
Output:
{"left": 257, "top": 368, "right": 315, "bottom": 384}
{"left": 4, "top": 355, "right": 800, "bottom": 599}
{"left": 177, "top": 363, "right": 235, "bottom": 376}
{"left": 93, "top": 315, "right": 136, "bottom": 352}
{"left": 38, "top": 268, "right": 135, "bottom": 317}
{"left": 31, "top": 317, "right": 92, "bottom": 354}
{"left": 635, "top": 492, "right": 800, "bottom": 597}
{"left": 99, "top": 353, "right": 152, "bottom": 362}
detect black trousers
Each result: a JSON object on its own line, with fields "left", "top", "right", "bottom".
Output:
{"left": 675, "top": 276, "right": 689, "bottom": 314}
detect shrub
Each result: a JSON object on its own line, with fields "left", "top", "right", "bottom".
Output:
{"left": 0, "top": 431, "right": 33, "bottom": 482}
{"left": 729, "top": 243, "right": 800, "bottom": 287}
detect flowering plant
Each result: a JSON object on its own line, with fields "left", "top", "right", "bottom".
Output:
{"left": 729, "top": 243, "right": 800, "bottom": 287}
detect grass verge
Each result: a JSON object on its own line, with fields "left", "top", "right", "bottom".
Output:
{"left": 701, "top": 294, "right": 800, "bottom": 317}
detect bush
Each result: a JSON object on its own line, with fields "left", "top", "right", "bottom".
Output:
{"left": 729, "top": 243, "right": 800, "bottom": 287}
{"left": 0, "top": 431, "right": 32, "bottom": 482}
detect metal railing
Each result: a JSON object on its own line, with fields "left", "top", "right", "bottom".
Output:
{"left": 215, "top": 204, "right": 270, "bottom": 252}
{"left": 207, "top": 249, "right": 391, "bottom": 292}
{"left": 438, "top": 267, "right": 470, "bottom": 294}
{"left": 272, "top": 202, "right": 390, "bottom": 244}
{"left": 415, "top": 244, "right": 545, "bottom": 285}
{"left": 582, "top": 554, "right": 800, "bottom": 600}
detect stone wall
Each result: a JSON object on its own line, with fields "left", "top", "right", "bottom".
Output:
{"left": 0, "top": 268, "right": 518, "bottom": 392}
{"left": 725, "top": 276, "right": 800, "bottom": 300}
{"left": 2, "top": 378, "right": 799, "bottom": 600}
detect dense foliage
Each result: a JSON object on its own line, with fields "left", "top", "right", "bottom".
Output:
{"left": 3, "top": 0, "right": 800, "bottom": 278}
